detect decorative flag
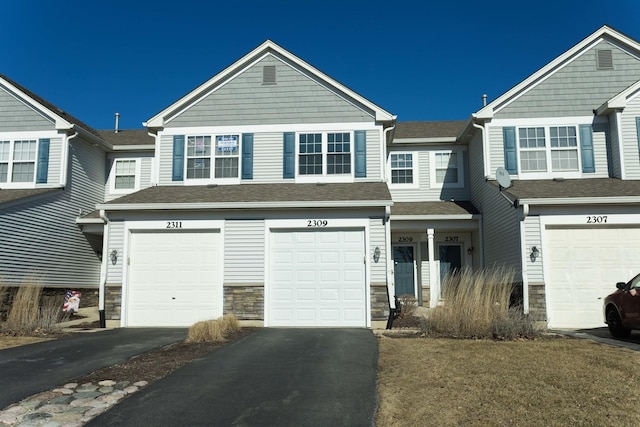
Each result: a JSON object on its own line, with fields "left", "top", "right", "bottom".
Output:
{"left": 63, "top": 290, "right": 81, "bottom": 313}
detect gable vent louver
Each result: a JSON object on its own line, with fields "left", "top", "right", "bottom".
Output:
{"left": 263, "top": 65, "right": 276, "bottom": 84}
{"left": 596, "top": 49, "right": 613, "bottom": 70}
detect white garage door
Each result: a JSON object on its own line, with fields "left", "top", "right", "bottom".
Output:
{"left": 546, "top": 227, "right": 640, "bottom": 329}
{"left": 269, "top": 229, "right": 367, "bottom": 327}
{"left": 127, "top": 230, "right": 222, "bottom": 327}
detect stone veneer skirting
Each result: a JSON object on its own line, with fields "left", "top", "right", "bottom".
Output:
{"left": 370, "top": 282, "right": 390, "bottom": 321}
{"left": 105, "top": 283, "right": 122, "bottom": 320}
{"left": 224, "top": 284, "right": 264, "bottom": 320}
{"left": 528, "top": 282, "right": 547, "bottom": 324}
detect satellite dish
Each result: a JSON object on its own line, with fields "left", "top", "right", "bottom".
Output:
{"left": 496, "top": 167, "right": 512, "bottom": 189}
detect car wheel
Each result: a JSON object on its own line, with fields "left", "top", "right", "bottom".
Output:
{"left": 606, "top": 307, "right": 631, "bottom": 338}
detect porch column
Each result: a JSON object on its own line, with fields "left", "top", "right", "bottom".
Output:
{"left": 427, "top": 228, "right": 438, "bottom": 308}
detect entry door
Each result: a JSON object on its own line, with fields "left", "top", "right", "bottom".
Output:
{"left": 439, "top": 244, "right": 462, "bottom": 281}
{"left": 393, "top": 246, "right": 415, "bottom": 296}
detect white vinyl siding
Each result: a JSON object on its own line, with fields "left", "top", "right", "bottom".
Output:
{"left": 0, "top": 85, "right": 54, "bottom": 131}
{"left": 523, "top": 216, "right": 543, "bottom": 283}
{"left": 106, "top": 221, "right": 125, "bottom": 282}
{"left": 369, "top": 218, "right": 387, "bottom": 283}
{"left": 620, "top": 96, "right": 640, "bottom": 179}
{"left": 224, "top": 220, "right": 265, "bottom": 284}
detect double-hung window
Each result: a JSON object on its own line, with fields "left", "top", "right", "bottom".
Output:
{"left": 185, "top": 134, "right": 240, "bottom": 181}
{"left": 430, "top": 150, "right": 464, "bottom": 188}
{"left": 0, "top": 139, "right": 37, "bottom": 184}
{"left": 518, "top": 126, "right": 579, "bottom": 173}
{"left": 298, "top": 132, "right": 351, "bottom": 177}
{"left": 110, "top": 158, "right": 140, "bottom": 193}
{"left": 390, "top": 152, "right": 414, "bottom": 185}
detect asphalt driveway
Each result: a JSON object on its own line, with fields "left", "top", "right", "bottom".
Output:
{"left": 0, "top": 328, "right": 187, "bottom": 408}
{"left": 88, "top": 328, "right": 378, "bottom": 427}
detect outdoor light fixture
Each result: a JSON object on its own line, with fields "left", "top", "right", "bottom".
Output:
{"left": 467, "top": 247, "right": 474, "bottom": 255}
{"left": 110, "top": 249, "right": 118, "bottom": 265}
{"left": 373, "top": 246, "right": 381, "bottom": 263}
{"left": 530, "top": 246, "right": 539, "bottom": 263}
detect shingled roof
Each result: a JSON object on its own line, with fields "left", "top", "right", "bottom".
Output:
{"left": 502, "top": 178, "right": 640, "bottom": 201}
{"left": 0, "top": 188, "right": 61, "bottom": 206}
{"left": 394, "top": 121, "right": 467, "bottom": 140}
{"left": 97, "top": 129, "right": 154, "bottom": 146}
{"left": 102, "top": 182, "right": 392, "bottom": 207}
{"left": 391, "top": 201, "right": 479, "bottom": 216}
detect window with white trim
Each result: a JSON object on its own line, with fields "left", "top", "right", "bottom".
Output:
{"left": 114, "top": 160, "right": 137, "bottom": 190}
{"left": 430, "top": 150, "right": 464, "bottom": 188}
{"left": 0, "top": 139, "right": 36, "bottom": 183}
{"left": 185, "top": 134, "right": 240, "bottom": 180}
{"left": 390, "top": 152, "right": 414, "bottom": 184}
{"left": 298, "top": 132, "right": 351, "bottom": 177}
{"left": 518, "top": 126, "right": 579, "bottom": 173}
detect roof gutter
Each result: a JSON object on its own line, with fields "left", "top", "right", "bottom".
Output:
{"left": 515, "top": 196, "right": 640, "bottom": 206}
{"left": 97, "top": 199, "right": 394, "bottom": 211}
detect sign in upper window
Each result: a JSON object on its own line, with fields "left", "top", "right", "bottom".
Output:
{"left": 186, "top": 134, "right": 240, "bottom": 180}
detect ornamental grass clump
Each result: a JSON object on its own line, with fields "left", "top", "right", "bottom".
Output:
{"left": 2, "top": 279, "right": 66, "bottom": 335}
{"left": 424, "top": 266, "right": 539, "bottom": 339}
{"left": 187, "top": 314, "right": 241, "bottom": 343}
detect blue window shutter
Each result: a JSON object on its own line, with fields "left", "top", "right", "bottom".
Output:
{"left": 283, "top": 132, "right": 295, "bottom": 179}
{"left": 172, "top": 135, "right": 185, "bottom": 181}
{"left": 503, "top": 127, "right": 518, "bottom": 174}
{"left": 241, "top": 133, "right": 254, "bottom": 180}
{"left": 579, "top": 124, "right": 595, "bottom": 173}
{"left": 36, "top": 138, "right": 50, "bottom": 183}
{"left": 354, "top": 130, "right": 367, "bottom": 178}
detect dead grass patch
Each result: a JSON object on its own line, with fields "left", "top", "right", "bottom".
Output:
{"left": 0, "top": 335, "right": 53, "bottom": 350}
{"left": 376, "top": 336, "right": 640, "bottom": 426}
{"left": 186, "top": 314, "right": 241, "bottom": 343}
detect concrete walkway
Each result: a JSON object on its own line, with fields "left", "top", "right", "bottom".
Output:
{"left": 0, "top": 328, "right": 187, "bottom": 409}
{"left": 88, "top": 328, "right": 378, "bottom": 427}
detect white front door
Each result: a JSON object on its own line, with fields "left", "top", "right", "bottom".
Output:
{"left": 126, "top": 230, "right": 222, "bottom": 327}
{"left": 268, "top": 229, "right": 367, "bottom": 327}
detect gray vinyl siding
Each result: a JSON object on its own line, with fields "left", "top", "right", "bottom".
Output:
{"left": 523, "top": 216, "right": 543, "bottom": 283}
{"left": 488, "top": 122, "right": 609, "bottom": 178}
{"left": 496, "top": 40, "right": 640, "bottom": 119}
{"left": 158, "top": 134, "right": 175, "bottom": 185}
{"left": 253, "top": 132, "right": 283, "bottom": 183}
{"left": 365, "top": 129, "right": 381, "bottom": 181}
{"left": 467, "top": 128, "right": 522, "bottom": 278}
{"left": 389, "top": 147, "right": 470, "bottom": 202}
{"left": 106, "top": 220, "right": 125, "bottom": 283}
{"left": 608, "top": 113, "right": 622, "bottom": 178}
{"left": 224, "top": 220, "right": 265, "bottom": 283}
{"left": 0, "top": 85, "right": 54, "bottom": 131}
{"left": 369, "top": 218, "right": 387, "bottom": 284}
{"left": 620, "top": 97, "right": 640, "bottom": 179}
{"left": 44, "top": 137, "right": 63, "bottom": 185}
{"left": 166, "top": 55, "right": 372, "bottom": 127}
{"left": 0, "top": 138, "right": 105, "bottom": 288}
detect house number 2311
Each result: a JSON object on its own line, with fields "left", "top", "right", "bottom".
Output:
{"left": 166, "top": 221, "right": 183, "bottom": 229}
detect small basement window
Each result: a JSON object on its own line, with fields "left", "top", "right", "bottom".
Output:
{"left": 263, "top": 65, "right": 276, "bottom": 84}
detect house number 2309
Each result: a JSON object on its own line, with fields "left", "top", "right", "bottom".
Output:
{"left": 307, "top": 220, "right": 328, "bottom": 227}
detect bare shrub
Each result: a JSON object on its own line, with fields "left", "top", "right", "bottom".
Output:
{"left": 187, "top": 315, "right": 242, "bottom": 343}
{"left": 2, "top": 279, "right": 66, "bottom": 335}
{"left": 396, "top": 294, "right": 417, "bottom": 318}
{"left": 424, "top": 266, "right": 536, "bottom": 339}
{"left": 491, "top": 306, "right": 541, "bottom": 339}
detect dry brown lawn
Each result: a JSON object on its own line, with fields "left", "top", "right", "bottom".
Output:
{"left": 0, "top": 335, "right": 52, "bottom": 350}
{"left": 376, "top": 335, "right": 640, "bottom": 427}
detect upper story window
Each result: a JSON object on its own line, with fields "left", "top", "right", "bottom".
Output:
{"left": 0, "top": 139, "right": 37, "bottom": 184}
{"left": 518, "top": 126, "right": 579, "bottom": 173}
{"left": 109, "top": 158, "right": 141, "bottom": 194}
{"left": 430, "top": 150, "right": 464, "bottom": 188}
{"left": 186, "top": 134, "right": 239, "bottom": 180}
{"left": 298, "top": 132, "right": 351, "bottom": 177}
{"left": 390, "top": 152, "right": 414, "bottom": 185}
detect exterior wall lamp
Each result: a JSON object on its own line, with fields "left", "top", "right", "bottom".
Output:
{"left": 530, "top": 246, "right": 539, "bottom": 263}
{"left": 467, "top": 246, "right": 473, "bottom": 255}
{"left": 110, "top": 249, "right": 118, "bottom": 265}
{"left": 373, "top": 246, "right": 381, "bottom": 263}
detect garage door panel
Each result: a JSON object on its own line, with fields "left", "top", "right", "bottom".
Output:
{"left": 127, "top": 231, "right": 222, "bottom": 327}
{"left": 269, "top": 229, "right": 367, "bottom": 327}
{"left": 546, "top": 227, "right": 640, "bottom": 328}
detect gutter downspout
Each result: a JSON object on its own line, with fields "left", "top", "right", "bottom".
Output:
{"left": 61, "top": 132, "right": 79, "bottom": 187}
{"left": 384, "top": 205, "right": 396, "bottom": 329}
{"left": 148, "top": 130, "right": 159, "bottom": 185}
{"left": 98, "top": 209, "right": 109, "bottom": 328}
{"left": 471, "top": 120, "right": 489, "bottom": 178}
{"left": 615, "top": 110, "right": 625, "bottom": 179}
{"left": 382, "top": 118, "right": 397, "bottom": 182}
{"left": 519, "top": 203, "right": 530, "bottom": 314}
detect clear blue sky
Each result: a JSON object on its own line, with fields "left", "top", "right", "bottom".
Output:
{"left": 1, "top": 0, "right": 639, "bottom": 130}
